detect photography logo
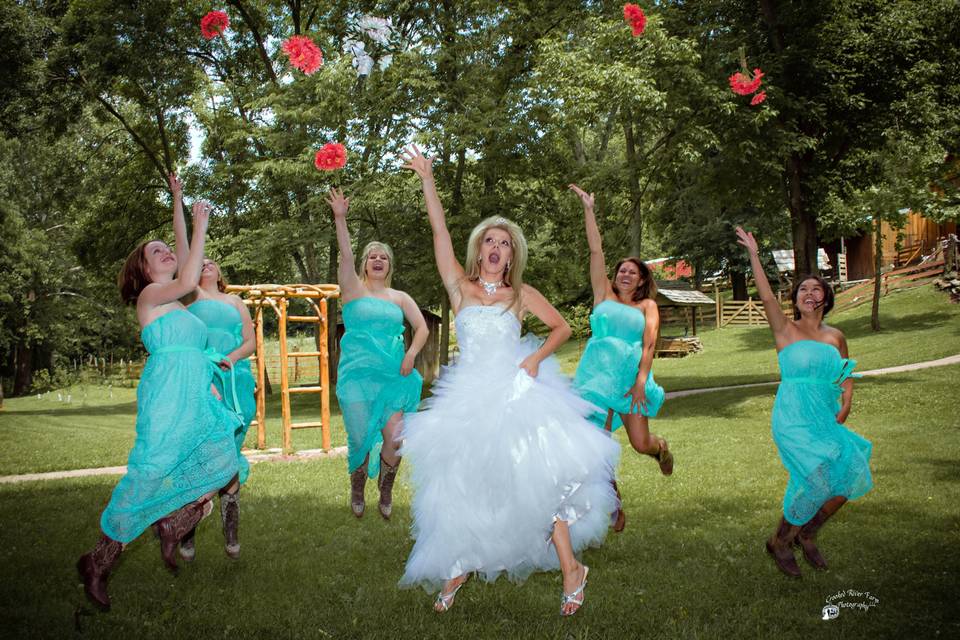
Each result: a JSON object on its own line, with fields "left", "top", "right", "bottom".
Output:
{"left": 821, "top": 589, "right": 879, "bottom": 620}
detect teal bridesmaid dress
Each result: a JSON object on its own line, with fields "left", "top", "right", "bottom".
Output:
{"left": 336, "top": 297, "right": 423, "bottom": 479}
{"left": 189, "top": 298, "right": 256, "bottom": 484}
{"left": 100, "top": 310, "right": 241, "bottom": 543}
{"left": 774, "top": 340, "right": 873, "bottom": 525}
{"left": 573, "top": 300, "right": 665, "bottom": 430}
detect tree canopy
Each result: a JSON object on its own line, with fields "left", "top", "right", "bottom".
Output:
{"left": 1, "top": 0, "right": 958, "bottom": 395}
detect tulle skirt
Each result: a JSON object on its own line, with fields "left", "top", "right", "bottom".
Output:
{"left": 399, "top": 335, "right": 620, "bottom": 592}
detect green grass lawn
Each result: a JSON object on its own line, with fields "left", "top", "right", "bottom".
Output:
{"left": 0, "top": 364, "right": 957, "bottom": 639}
{"left": 0, "top": 387, "right": 346, "bottom": 476}
{"left": 1, "top": 285, "right": 957, "bottom": 476}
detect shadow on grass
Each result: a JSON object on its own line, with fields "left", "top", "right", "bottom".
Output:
{"left": 0, "top": 467, "right": 957, "bottom": 639}
{"left": 4, "top": 401, "right": 139, "bottom": 418}
{"left": 832, "top": 310, "right": 960, "bottom": 340}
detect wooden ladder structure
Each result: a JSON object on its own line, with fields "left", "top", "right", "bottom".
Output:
{"left": 226, "top": 284, "right": 339, "bottom": 453}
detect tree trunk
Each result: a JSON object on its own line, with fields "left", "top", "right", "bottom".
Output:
{"left": 13, "top": 342, "right": 32, "bottom": 396}
{"left": 622, "top": 106, "right": 643, "bottom": 256}
{"left": 730, "top": 270, "right": 749, "bottom": 301}
{"left": 786, "top": 155, "right": 819, "bottom": 276}
{"left": 871, "top": 216, "right": 883, "bottom": 331}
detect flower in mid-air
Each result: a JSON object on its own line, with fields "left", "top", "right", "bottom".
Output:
{"left": 314, "top": 143, "right": 347, "bottom": 171}
{"left": 729, "top": 68, "right": 764, "bottom": 96}
{"left": 282, "top": 35, "right": 323, "bottom": 75}
{"left": 200, "top": 10, "right": 229, "bottom": 40}
{"left": 623, "top": 4, "right": 647, "bottom": 37}
{"left": 750, "top": 90, "right": 767, "bottom": 106}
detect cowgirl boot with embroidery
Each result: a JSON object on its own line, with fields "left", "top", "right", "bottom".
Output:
{"left": 765, "top": 517, "right": 802, "bottom": 578}
{"left": 220, "top": 491, "right": 240, "bottom": 559}
{"left": 156, "top": 499, "right": 213, "bottom": 573}
{"left": 378, "top": 457, "right": 401, "bottom": 520}
{"left": 350, "top": 458, "right": 368, "bottom": 518}
{"left": 76, "top": 535, "right": 123, "bottom": 611}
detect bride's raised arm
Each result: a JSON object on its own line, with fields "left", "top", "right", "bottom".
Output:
{"left": 401, "top": 146, "right": 466, "bottom": 308}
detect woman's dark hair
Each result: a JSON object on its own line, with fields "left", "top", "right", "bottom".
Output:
{"left": 790, "top": 274, "right": 835, "bottom": 320}
{"left": 118, "top": 240, "right": 159, "bottom": 305}
{"left": 611, "top": 257, "right": 658, "bottom": 302}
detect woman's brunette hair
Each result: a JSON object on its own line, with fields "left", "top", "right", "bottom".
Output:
{"left": 118, "top": 240, "right": 158, "bottom": 305}
{"left": 611, "top": 257, "right": 658, "bottom": 302}
{"left": 790, "top": 274, "right": 835, "bottom": 320}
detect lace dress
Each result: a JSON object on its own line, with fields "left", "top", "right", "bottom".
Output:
{"left": 573, "top": 300, "right": 665, "bottom": 430}
{"left": 774, "top": 340, "right": 873, "bottom": 525}
{"left": 189, "top": 299, "right": 255, "bottom": 484}
{"left": 336, "top": 297, "right": 423, "bottom": 479}
{"left": 100, "top": 309, "right": 242, "bottom": 543}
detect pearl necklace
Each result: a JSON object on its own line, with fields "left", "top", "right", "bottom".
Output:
{"left": 478, "top": 276, "right": 503, "bottom": 296}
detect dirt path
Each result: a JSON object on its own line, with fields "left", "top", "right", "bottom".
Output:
{"left": 3, "top": 353, "right": 957, "bottom": 485}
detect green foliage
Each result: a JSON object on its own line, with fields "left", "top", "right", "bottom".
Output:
{"left": 4, "top": 0, "right": 960, "bottom": 393}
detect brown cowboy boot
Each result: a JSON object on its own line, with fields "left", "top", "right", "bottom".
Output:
{"left": 179, "top": 526, "right": 197, "bottom": 562}
{"left": 156, "top": 499, "right": 212, "bottom": 573}
{"left": 220, "top": 491, "right": 240, "bottom": 559}
{"left": 766, "top": 517, "right": 802, "bottom": 578}
{"left": 794, "top": 508, "right": 831, "bottom": 570}
{"left": 378, "top": 457, "right": 401, "bottom": 520}
{"left": 611, "top": 480, "right": 626, "bottom": 532}
{"left": 646, "top": 436, "right": 674, "bottom": 476}
{"left": 350, "top": 458, "right": 368, "bottom": 518}
{"left": 76, "top": 535, "right": 123, "bottom": 611}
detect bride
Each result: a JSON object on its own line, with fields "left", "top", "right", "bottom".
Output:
{"left": 398, "top": 146, "right": 620, "bottom": 616}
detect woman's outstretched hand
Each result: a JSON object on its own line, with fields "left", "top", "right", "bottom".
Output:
{"left": 735, "top": 226, "right": 759, "bottom": 255}
{"left": 568, "top": 184, "right": 594, "bottom": 210}
{"left": 192, "top": 200, "right": 211, "bottom": 232}
{"left": 168, "top": 172, "right": 183, "bottom": 198}
{"left": 400, "top": 145, "right": 434, "bottom": 180}
{"left": 326, "top": 187, "right": 349, "bottom": 219}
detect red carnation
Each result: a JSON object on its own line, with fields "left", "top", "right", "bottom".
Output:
{"left": 750, "top": 90, "right": 767, "bottom": 106}
{"left": 623, "top": 4, "right": 647, "bottom": 37}
{"left": 729, "top": 68, "right": 764, "bottom": 96}
{"left": 200, "top": 10, "right": 229, "bottom": 40}
{"left": 282, "top": 35, "right": 323, "bottom": 75}
{"left": 314, "top": 143, "right": 347, "bottom": 171}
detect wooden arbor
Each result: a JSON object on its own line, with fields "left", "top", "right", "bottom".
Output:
{"left": 225, "top": 284, "right": 340, "bottom": 453}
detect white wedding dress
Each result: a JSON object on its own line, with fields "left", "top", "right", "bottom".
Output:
{"left": 399, "top": 304, "right": 621, "bottom": 591}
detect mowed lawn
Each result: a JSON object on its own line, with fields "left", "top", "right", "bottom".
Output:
{"left": 0, "top": 285, "right": 957, "bottom": 638}
{"left": 2, "top": 286, "right": 958, "bottom": 476}
{"left": 0, "top": 364, "right": 957, "bottom": 639}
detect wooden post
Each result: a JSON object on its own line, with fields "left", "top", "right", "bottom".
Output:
{"left": 278, "top": 297, "right": 292, "bottom": 453}
{"left": 691, "top": 306, "right": 698, "bottom": 336}
{"left": 319, "top": 297, "right": 331, "bottom": 451}
{"left": 714, "top": 283, "right": 720, "bottom": 328}
{"left": 254, "top": 303, "right": 267, "bottom": 450}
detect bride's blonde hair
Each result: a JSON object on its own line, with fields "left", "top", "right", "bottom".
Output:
{"left": 463, "top": 216, "right": 528, "bottom": 311}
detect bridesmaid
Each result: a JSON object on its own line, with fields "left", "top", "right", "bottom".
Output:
{"left": 77, "top": 201, "right": 241, "bottom": 610}
{"left": 568, "top": 185, "right": 671, "bottom": 531}
{"left": 736, "top": 226, "right": 872, "bottom": 577}
{"left": 328, "top": 187, "right": 427, "bottom": 519}
{"left": 170, "top": 174, "right": 256, "bottom": 560}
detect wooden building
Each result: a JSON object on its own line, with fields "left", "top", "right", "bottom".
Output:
{"left": 823, "top": 212, "right": 957, "bottom": 282}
